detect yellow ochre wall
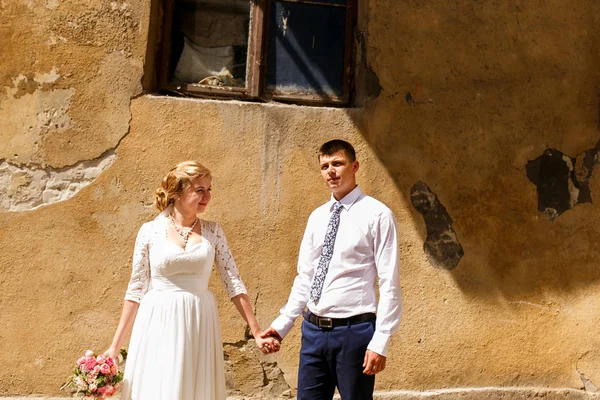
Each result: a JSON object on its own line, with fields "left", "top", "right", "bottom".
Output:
{"left": 1, "top": 0, "right": 600, "bottom": 397}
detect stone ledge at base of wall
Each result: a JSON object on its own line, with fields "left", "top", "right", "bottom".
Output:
{"left": 1, "top": 388, "right": 599, "bottom": 400}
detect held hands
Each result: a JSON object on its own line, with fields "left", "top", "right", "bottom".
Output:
{"left": 255, "top": 334, "right": 280, "bottom": 354}
{"left": 256, "top": 327, "right": 284, "bottom": 354}
{"left": 363, "top": 350, "right": 386, "bottom": 375}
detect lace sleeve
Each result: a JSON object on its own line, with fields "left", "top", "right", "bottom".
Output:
{"left": 212, "top": 222, "right": 247, "bottom": 299}
{"left": 124, "top": 223, "right": 152, "bottom": 303}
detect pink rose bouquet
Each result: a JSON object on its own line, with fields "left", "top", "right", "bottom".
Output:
{"left": 62, "top": 349, "right": 126, "bottom": 399}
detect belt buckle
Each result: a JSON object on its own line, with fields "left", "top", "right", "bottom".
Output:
{"left": 317, "top": 317, "right": 333, "bottom": 329}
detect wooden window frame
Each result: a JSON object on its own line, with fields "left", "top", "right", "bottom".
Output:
{"left": 157, "top": 0, "right": 356, "bottom": 106}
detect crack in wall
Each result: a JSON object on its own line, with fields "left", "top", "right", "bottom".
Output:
{"left": 526, "top": 141, "right": 600, "bottom": 221}
{"left": 221, "top": 292, "right": 291, "bottom": 398}
{"left": 577, "top": 352, "right": 599, "bottom": 392}
{"left": 0, "top": 71, "right": 142, "bottom": 213}
{"left": 223, "top": 338, "right": 291, "bottom": 398}
{"left": 0, "top": 150, "right": 116, "bottom": 212}
{"left": 355, "top": 30, "right": 381, "bottom": 102}
{"left": 410, "top": 181, "right": 464, "bottom": 270}
{"left": 579, "top": 372, "right": 598, "bottom": 393}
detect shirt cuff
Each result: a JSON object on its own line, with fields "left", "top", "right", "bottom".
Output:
{"left": 367, "top": 330, "right": 391, "bottom": 356}
{"left": 270, "top": 315, "right": 296, "bottom": 339}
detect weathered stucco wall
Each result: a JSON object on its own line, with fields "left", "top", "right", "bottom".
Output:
{"left": 1, "top": 0, "right": 600, "bottom": 398}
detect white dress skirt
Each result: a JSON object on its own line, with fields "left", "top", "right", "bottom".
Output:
{"left": 120, "top": 209, "right": 247, "bottom": 400}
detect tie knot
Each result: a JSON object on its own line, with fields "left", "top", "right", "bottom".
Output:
{"left": 333, "top": 201, "right": 343, "bottom": 213}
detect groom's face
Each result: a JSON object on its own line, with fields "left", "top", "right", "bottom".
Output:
{"left": 319, "top": 150, "right": 359, "bottom": 199}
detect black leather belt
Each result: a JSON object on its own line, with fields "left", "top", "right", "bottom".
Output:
{"left": 303, "top": 312, "right": 376, "bottom": 329}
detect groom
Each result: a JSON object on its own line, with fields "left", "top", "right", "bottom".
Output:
{"left": 261, "top": 140, "right": 402, "bottom": 399}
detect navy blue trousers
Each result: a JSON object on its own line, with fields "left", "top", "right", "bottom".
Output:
{"left": 297, "top": 318, "right": 376, "bottom": 400}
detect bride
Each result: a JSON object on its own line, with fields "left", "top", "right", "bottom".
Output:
{"left": 105, "top": 161, "right": 279, "bottom": 399}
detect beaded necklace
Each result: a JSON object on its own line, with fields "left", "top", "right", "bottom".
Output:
{"left": 169, "top": 214, "right": 199, "bottom": 249}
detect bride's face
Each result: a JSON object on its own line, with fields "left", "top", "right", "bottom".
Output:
{"left": 178, "top": 175, "right": 212, "bottom": 214}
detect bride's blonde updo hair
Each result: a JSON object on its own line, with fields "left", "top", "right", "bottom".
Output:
{"left": 154, "top": 161, "right": 212, "bottom": 211}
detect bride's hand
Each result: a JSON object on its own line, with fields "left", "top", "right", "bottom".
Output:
{"left": 254, "top": 334, "right": 280, "bottom": 354}
{"left": 104, "top": 347, "right": 119, "bottom": 361}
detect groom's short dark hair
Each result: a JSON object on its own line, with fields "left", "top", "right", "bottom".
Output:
{"left": 318, "top": 140, "right": 356, "bottom": 162}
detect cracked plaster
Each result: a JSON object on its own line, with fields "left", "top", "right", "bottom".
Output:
{"left": 3, "top": 0, "right": 600, "bottom": 398}
{"left": 526, "top": 142, "right": 600, "bottom": 221}
{"left": 0, "top": 71, "right": 74, "bottom": 164}
{"left": 0, "top": 152, "right": 116, "bottom": 211}
{"left": 410, "top": 181, "right": 463, "bottom": 270}
{"left": 223, "top": 337, "right": 291, "bottom": 398}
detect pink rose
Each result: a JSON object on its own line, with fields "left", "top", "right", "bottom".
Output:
{"left": 106, "top": 357, "right": 114, "bottom": 366}
{"left": 100, "top": 363, "right": 111, "bottom": 375}
{"left": 77, "top": 356, "right": 87, "bottom": 366}
{"left": 85, "top": 350, "right": 94, "bottom": 357}
{"left": 103, "top": 385, "right": 115, "bottom": 396}
{"left": 74, "top": 376, "right": 88, "bottom": 391}
{"left": 96, "top": 354, "right": 107, "bottom": 364}
{"left": 89, "top": 383, "right": 97, "bottom": 392}
{"left": 110, "top": 364, "right": 118, "bottom": 375}
{"left": 114, "top": 383, "right": 120, "bottom": 391}
{"left": 84, "top": 357, "right": 97, "bottom": 371}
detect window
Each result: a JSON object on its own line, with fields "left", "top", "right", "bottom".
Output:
{"left": 158, "top": 0, "right": 356, "bottom": 105}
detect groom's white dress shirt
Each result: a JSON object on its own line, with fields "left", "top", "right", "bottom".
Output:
{"left": 271, "top": 186, "right": 402, "bottom": 356}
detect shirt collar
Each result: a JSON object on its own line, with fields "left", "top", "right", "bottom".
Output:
{"left": 329, "top": 185, "right": 363, "bottom": 211}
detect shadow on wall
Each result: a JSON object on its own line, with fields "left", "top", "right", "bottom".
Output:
{"left": 347, "top": 102, "right": 600, "bottom": 302}
{"left": 140, "top": 0, "right": 600, "bottom": 302}
{"left": 342, "top": 0, "right": 600, "bottom": 302}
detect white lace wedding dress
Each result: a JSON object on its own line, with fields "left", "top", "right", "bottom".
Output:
{"left": 120, "top": 208, "right": 247, "bottom": 400}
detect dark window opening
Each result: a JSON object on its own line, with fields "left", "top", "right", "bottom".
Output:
{"left": 158, "top": 0, "right": 356, "bottom": 105}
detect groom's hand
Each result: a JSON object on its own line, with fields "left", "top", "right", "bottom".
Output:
{"left": 255, "top": 335, "right": 280, "bottom": 354}
{"left": 362, "top": 350, "right": 386, "bottom": 375}
{"left": 260, "top": 327, "right": 284, "bottom": 343}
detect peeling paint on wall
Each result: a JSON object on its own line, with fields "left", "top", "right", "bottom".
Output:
{"left": 51, "top": 2, "right": 138, "bottom": 53}
{"left": 47, "top": 31, "right": 67, "bottom": 46}
{"left": 0, "top": 74, "right": 74, "bottom": 164}
{"left": 34, "top": 67, "right": 61, "bottom": 84}
{"left": 0, "top": 151, "right": 116, "bottom": 211}
{"left": 45, "top": 0, "right": 59, "bottom": 10}
{"left": 410, "top": 181, "right": 464, "bottom": 270}
{"left": 526, "top": 142, "right": 599, "bottom": 220}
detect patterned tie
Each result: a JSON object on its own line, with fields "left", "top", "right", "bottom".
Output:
{"left": 310, "top": 201, "right": 343, "bottom": 302}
